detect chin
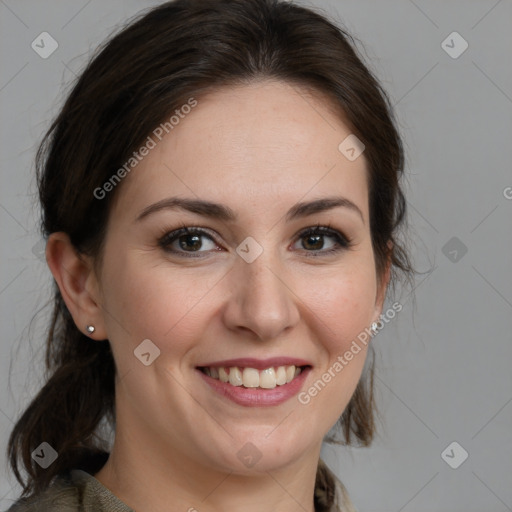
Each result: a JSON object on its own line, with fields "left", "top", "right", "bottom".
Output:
{"left": 205, "top": 429, "right": 315, "bottom": 475}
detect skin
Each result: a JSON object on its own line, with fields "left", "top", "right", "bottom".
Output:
{"left": 47, "top": 79, "right": 390, "bottom": 512}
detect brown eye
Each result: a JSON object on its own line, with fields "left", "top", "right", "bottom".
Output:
{"left": 293, "top": 226, "right": 351, "bottom": 256}
{"left": 159, "top": 227, "right": 219, "bottom": 257}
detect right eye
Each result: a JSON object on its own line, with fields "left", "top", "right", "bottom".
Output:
{"left": 158, "top": 226, "right": 222, "bottom": 257}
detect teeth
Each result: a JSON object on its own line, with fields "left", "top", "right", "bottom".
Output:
{"left": 276, "top": 366, "right": 287, "bottom": 385}
{"left": 229, "top": 367, "right": 243, "bottom": 386}
{"left": 260, "top": 368, "right": 276, "bottom": 389}
{"left": 219, "top": 367, "right": 229, "bottom": 383}
{"left": 242, "top": 368, "right": 260, "bottom": 388}
{"left": 201, "top": 365, "right": 304, "bottom": 388}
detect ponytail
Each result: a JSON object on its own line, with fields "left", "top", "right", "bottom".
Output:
{"left": 7, "top": 289, "right": 116, "bottom": 497}
{"left": 315, "top": 458, "right": 358, "bottom": 512}
{"left": 314, "top": 349, "right": 377, "bottom": 511}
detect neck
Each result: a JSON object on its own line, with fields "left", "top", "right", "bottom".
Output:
{"left": 94, "top": 424, "right": 320, "bottom": 512}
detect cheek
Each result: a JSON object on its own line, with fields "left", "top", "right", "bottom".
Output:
{"left": 297, "top": 270, "right": 375, "bottom": 419}
{"left": 100, "top": 251, "right": 215, "bottom": 363}
{"left": 300, "top": 264, "right": 377, "bottom": 354}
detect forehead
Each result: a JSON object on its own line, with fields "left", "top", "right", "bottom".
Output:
{"left": 110, "top": 80, "right": 369, "bottom": 224}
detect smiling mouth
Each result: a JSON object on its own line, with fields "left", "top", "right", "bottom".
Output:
{"left": 197, "top": 365, "right": 310, "bottom": 389}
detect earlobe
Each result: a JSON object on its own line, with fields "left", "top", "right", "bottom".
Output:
{"left": 45, "top": 232, "right": 107, "bottom": 340}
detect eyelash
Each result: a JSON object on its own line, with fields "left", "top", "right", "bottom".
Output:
{"left": 157, "top": 222, "right": 352, "bottom": 259}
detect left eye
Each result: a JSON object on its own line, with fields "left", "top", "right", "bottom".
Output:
{"left": 292, "top": 226, "right": 351, "bottom": 256}
{"left": 158, "top": 225, "right": 350, "bottom": 257}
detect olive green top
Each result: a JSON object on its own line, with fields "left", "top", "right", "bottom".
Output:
{"left": 6, "top": 469, "right": 134, "bottom": 512}
{"left": 6, "top": 467, "right": 358, "bottom": 512}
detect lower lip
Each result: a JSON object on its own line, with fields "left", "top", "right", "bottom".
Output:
{"left": 196, "top": 367, "right": 311, "bottom": 407}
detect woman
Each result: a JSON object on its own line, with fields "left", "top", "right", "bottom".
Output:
{"left": 6, "top": 0, "right": 413, "bottom": 510}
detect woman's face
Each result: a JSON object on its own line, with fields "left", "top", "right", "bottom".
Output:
{"left": 93, "top": 80, "right": 387, "bottom": 475}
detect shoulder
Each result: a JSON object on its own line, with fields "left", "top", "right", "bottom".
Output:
{"left": 5, "top": 472, "right": 79, "bottom": 511}
{"left": 5, "top": 470, "right": 134, "bottom": 512}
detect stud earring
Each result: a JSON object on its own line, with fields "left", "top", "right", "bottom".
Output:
{"left": 86, "top": 325, "right": 95, "bottom": 335}
{"left": 370, "top": 322, "right": 379, "bottom": 336}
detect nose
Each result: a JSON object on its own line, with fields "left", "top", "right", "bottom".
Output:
{"left": 222, "top": 250, "right": 300, "bottom": 341}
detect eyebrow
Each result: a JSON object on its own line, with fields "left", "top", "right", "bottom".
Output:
{"left": 135, "top": 196, "right": 364, "bottom": 224}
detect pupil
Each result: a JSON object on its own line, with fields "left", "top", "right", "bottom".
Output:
{"left": 305, "top": 235, "right": 323, "bottom": 250}
{"left": 180, "top": 234, "right": 201, "bottom": 251}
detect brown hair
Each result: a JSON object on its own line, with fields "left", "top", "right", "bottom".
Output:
{"left": 7, "top": 0, "right": 413, "bottom": 510}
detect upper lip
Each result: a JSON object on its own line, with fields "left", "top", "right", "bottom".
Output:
{"left": 196, "top": 357, "right": 312, "bottom": 370}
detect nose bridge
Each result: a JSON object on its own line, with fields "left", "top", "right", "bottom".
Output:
{"left": 226, "top": 242, "right": 299, "bottom": 340}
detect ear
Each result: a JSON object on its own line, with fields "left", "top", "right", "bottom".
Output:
{"left": 45, "top": 232, "right": 107, "bottom": 340}
{"left": 372, "top": 240, "right": 393, "bottom": 323}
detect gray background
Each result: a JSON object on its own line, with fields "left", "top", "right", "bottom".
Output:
{"left": 1, "top": 1, "right": 511, "bottom": 511}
